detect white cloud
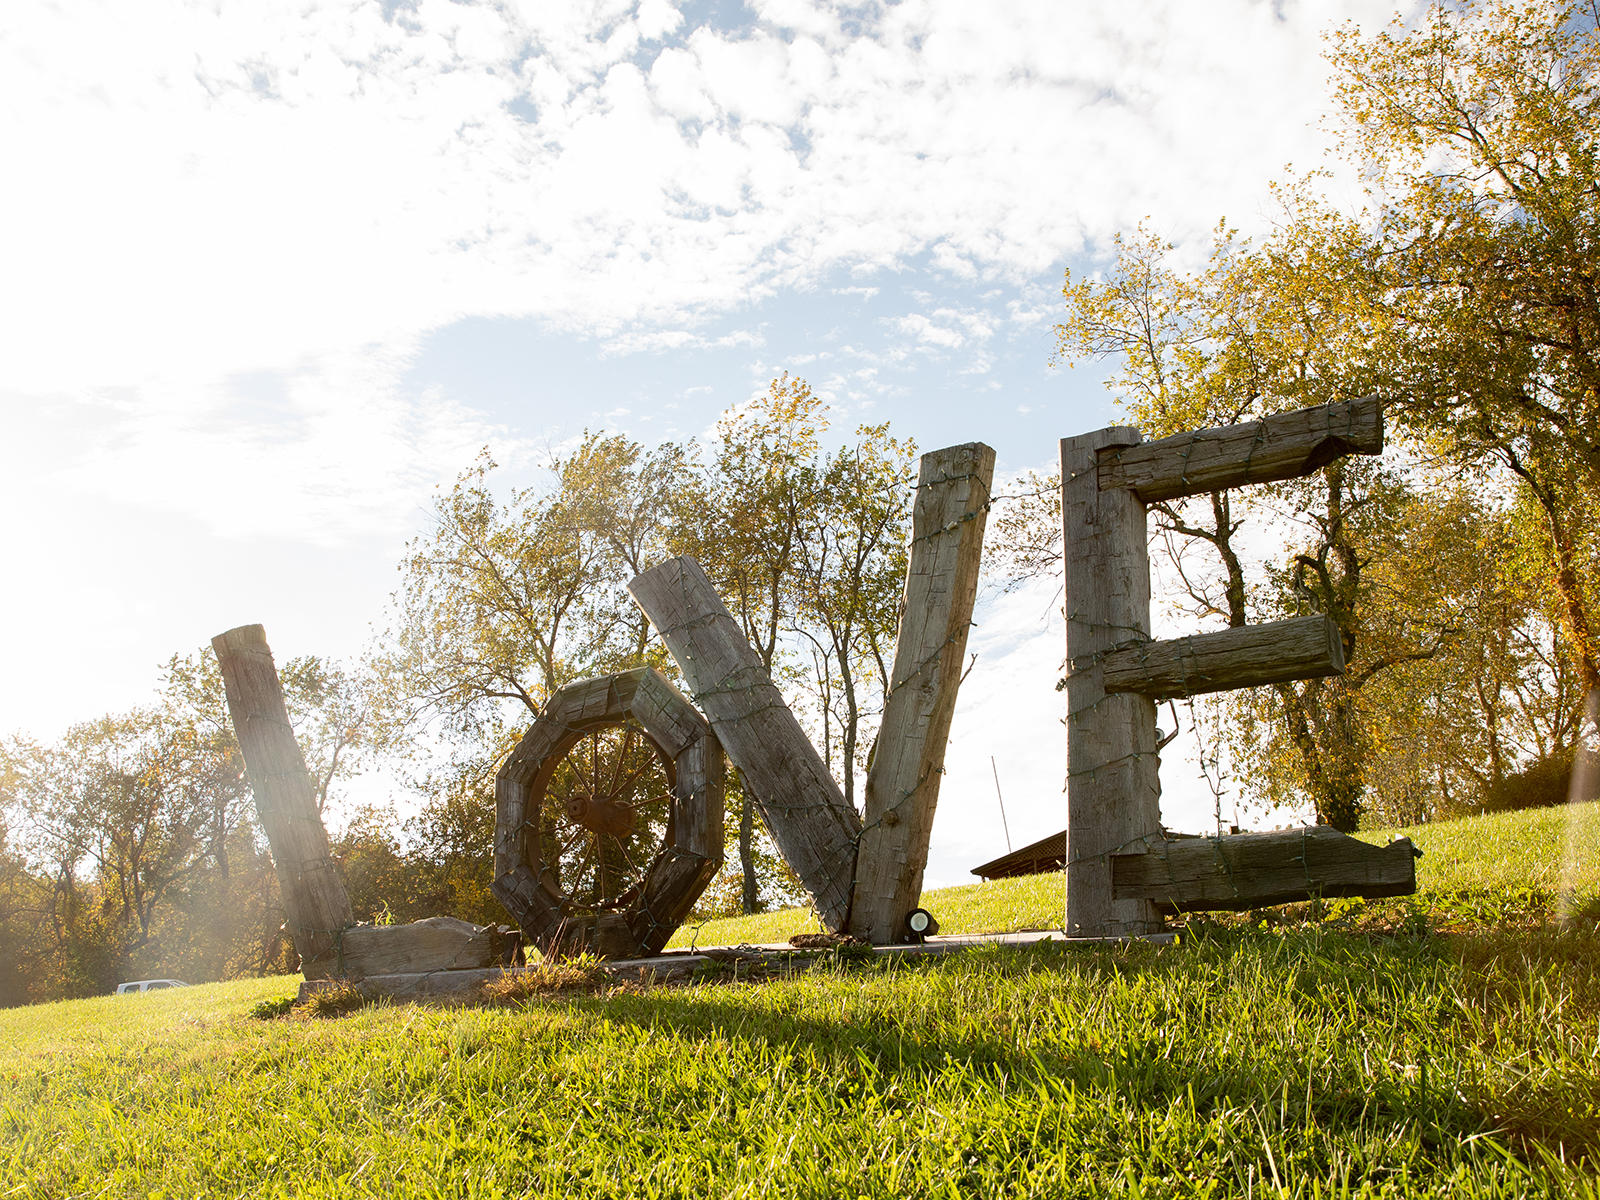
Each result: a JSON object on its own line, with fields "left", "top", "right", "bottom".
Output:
{"left": 891, "top": 313, "right": 966, "bottom": 350}
{"left": 2, "top": 0, "right": 1399, "bottom": 397}
{"left": 601, "top": 327, "right": 765, "bottom": 355}
{"left": 0, "top": 0, "right": 1410, "bottom": 752}
{"left": 636, "top": 0, "right": 683, "bottom": 41}
{"left": 5, "top": 347, "right": 519, "bottom": 547}
{"left": 887, "top": 304, "right": 999, "bottom": 364}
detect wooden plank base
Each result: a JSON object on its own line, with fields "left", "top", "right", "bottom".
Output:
{"left": 337, "top": 917, "right": 513, "bottom": 978}
{"left": 1111, "top": 827, "right": 1419, "bottom": 914}
{"left": 293, "top": 931, "right": 1133, "bottom": 1006}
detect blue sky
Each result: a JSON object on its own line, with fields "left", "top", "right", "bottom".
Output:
{"left": 1, "top": 0, "right": 1406, "bottom": 884}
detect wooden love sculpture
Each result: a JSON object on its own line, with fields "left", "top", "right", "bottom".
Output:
{"left": 218, "top": 401, "right": 1418, "bottom": 990}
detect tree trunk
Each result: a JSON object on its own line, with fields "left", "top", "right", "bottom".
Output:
{"left": 739, "top": 789, "right": 758, "bottom": 914}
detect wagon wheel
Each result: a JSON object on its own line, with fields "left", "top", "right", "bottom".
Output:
{"left": 494, "top": 668, "right": 724, "bottom": 959}
{"left": 537, "top": 720, "right": 676, "bottom": 913}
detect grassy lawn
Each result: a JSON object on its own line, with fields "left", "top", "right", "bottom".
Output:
{"left": 2, "top": 802, "right": 1596, "bottom": 1198}
{"left": 669, "top": 800, "right": 1600, "bottom": 950}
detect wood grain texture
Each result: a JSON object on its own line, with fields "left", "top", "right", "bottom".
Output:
{"left": 629, "top": 555, "right": 861, "bottom": 931}
{"left": 1061, "top": 430, "right": 1165, "bottom": 939}
{"left": 850, "top": 442, "right": 995, "bottom": 943}
{"left": 212, "top": 624, "right": 354, "bottom": 979}
{"left": 1097, "top": 397, "right": 1384, "bottom": 503}
{"left": 338, "top": 916, "right": 506, "bottom": 978}
{"left": 1096, "top": 615, "right": 1346, "bottom": 700}
{"left": 1111, "top": 827, "right": 1419, "bottom": 912}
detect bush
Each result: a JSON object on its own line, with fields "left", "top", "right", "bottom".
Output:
{"left": 1478, "top": 749, "right": 1575, "bottom": 813}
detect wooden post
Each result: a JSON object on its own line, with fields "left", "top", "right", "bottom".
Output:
{"left": 212, "top": 624, "right": 354, "bottom": 978}
{"left": 628, "top": 556, "right": 861, "bottom": 930}
{"left": 1061, "top": 430, "right": 1164, "bottom": 938}
{"left": 850, "top": 442, "right": 995, "bottom": 942}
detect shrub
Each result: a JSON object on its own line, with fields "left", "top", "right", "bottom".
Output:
{"left": 1479, "top": 750, "right": 1575, "bottom": 813}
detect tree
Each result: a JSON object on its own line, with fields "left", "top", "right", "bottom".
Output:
{"left": 790, "top": 425, "right": 917, "bottom": 810}
{"left": 0, "top": 712, "right": 215, "bottom": 990}
{"left": 1329, "top": 0, "right": 1600, "bottom": 704}
{"left": 380, "top": 451, "right": 618, "bottom": 742}
{"left": 1354, "top": 483, "right": 1588, "bottom": 823}
{"left": 1038, "top": 0, "right": 1600, "bottom": 826}
{"left": 376, "top": 377, "right": 918, "bottom": 917}
{"left": 688, "top": 377, "right": 915, "bottom": 909}
{"left": 0, "top": 645, "right": 371, "bottom": 1002}
{"left": 554, "top": 433, "right": 698, "bottom": 664}
{"left": 683, "top": 376, "right": 829, "bottom": 913}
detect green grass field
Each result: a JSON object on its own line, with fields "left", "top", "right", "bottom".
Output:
{"left": 669, "top": 800, "right": 1600, "bottom": 949}
{"left": 2, "top": 802, "right": 1597, "bottom": 1198}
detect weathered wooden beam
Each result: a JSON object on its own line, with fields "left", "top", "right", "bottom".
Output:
{"left": 1097, "top": 397, "right": 1384, "bottom": 503}
{"left": 1061, "top": 428, "right": 1165, "bottom": 939}
{"left": 338, "top": 917, "right": 509, "bottom": 978}
{"left": 212, "top": 624, "right": 354, "bottom": 979}
{"left": 1110, "top": 827, "right": 1419, "bottom": 913}
{"left": 850, "top": 442, "right": 996, "bottom": 943}
{"left": 628, "top": 556, "right": 861, "bottom": 931}
{"left": 1094, "top": 615, "right": 1346, "bottom": 700}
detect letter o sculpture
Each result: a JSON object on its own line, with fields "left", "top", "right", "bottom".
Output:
{"left": 492, "top": 668, "right": 724, "bottom": 959}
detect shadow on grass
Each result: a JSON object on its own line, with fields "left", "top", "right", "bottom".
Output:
{"left": 523, "top": 928, "right": 1600, "bottom": 1171}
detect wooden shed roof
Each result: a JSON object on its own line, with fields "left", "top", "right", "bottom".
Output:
{"left": 970, "top": 830, "right": 1065, "bottom": 881}
{"left": 971, "top": 826, "right": 1218, "bottom": 880}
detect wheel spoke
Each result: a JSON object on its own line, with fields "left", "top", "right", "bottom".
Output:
{"left": 610, "top": 752, "right": 657, "bottom": 802}
{"left": 616, "top": 836, "right": 646, "bottom": 879}
{"left": 605, "top": 727, "right": 635, "bottom": 798}
{"left": 533, "top": 719, "right": 678, "bottom": 911}
{"left": 567, "top": 840, "right": 596, "bottom": 894}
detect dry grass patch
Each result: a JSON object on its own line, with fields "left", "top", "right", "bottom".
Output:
{"left": 478, "top": 959, "right": 618, "bottom": 1005}
{"left": 297, "top": 980, "right": 371, "bottom": 1019}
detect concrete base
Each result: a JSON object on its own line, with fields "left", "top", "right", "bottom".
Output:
{"left": 295, "top": 927, "right": 1172, "bottom": 1006}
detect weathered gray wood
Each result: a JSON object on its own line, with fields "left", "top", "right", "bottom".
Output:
{"left": 629, "top": 556, "right": 861, "bottom": 931}
{"left": 212, "top": 624, "right": 354, "bottom": 979}
{"left": 851, "top": 443, "right": 996, "bottom": 943}
{"left": 1061, "top": 430, "right": 1165, "bottom": 938}
{"left": 338, "top": 916, "right": 507, "bottom": 978}
{"left": 1111, "top": 827, "right": 1419, "bottom": 912}
{"left": 1096, "top": 615, "right": 1346, "bottom": 700}
{"left": 492, "top": 668, "right": 722, "bottom": 959}
{"left": 1097, "top": 397, "right": 1384, "bottom": 503}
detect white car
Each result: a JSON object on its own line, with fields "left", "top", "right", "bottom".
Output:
{"left": 114, "top": 979, "right": 189, "bottom": 994}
